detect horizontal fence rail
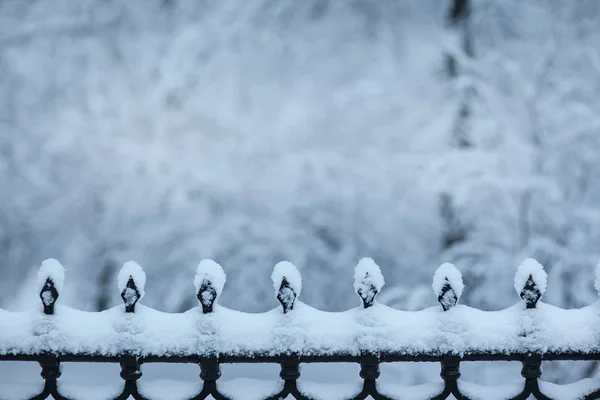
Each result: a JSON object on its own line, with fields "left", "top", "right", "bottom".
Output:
{"left": 1, "top": 258, "right": 600, "bottom": 399}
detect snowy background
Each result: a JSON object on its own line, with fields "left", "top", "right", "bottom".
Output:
{"left": 1, "top": 0, "right": 600, "bottom": 393}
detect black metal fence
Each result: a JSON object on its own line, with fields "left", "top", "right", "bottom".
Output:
{"left": 1, "top": 259, "right": 600, "bottom": 400}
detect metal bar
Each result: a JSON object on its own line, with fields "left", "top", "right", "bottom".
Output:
{"left": 3, "top": 351, "right": 600, "bottom": 363}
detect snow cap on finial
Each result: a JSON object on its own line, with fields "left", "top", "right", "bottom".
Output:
{"left": 195, "top": 259, "right": 226, "bottom": 313}
{"left": 354, "top": 258, "right": 384, "bottom": 308}
{"left": 118, "top": 261, "right": 146, "bottom": 312}
{"left": 514, "top": 258, "right": 547, "bottom": 308}
{"left": 37, "top": 258, "right": 65, "bottom": 293}
{"left": 118, "top": 261, "right": 146, "bottom": 299}
{"left": 432, "top": 263, "right": 464, "bottom": 311}
{"left": 37, "top": 258, "right": 65, "bottom": 314}
{"left": 272, "top": 261, "right": 302, "bottom": 313}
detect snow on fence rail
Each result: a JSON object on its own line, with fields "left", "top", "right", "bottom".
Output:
{"left": 1, "top": 258, "right": 600, "bottom": 399}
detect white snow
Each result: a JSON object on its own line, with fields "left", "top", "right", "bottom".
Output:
{"left": 354, "top": 257, "right": 385, "bottom": 299}
{"left": 138, "top": 379, "right": 203, "bottom": 400}
{"left": 271, "top": 261, "right": 302, "bottom": 297}
{"left": 2, "top": 257, "right": 600, "bottom": 377}
{"left": 36, "top": 258, "right": 65, "bottom": 293}
{"left": 193, "top": 259, "right": 226, "bottom": 300}
{"left": 1, "top": 292, "right": 598, "bottom": 357}
{"left": 2, "top": 0, "right": 600, "bottom": 393}
{"left": 458, "top": 381, "right": 525, "bottom": 400}
{"left": 539, "top": 377, "right": 600, "bottom": 400}
{"left": 219, "top": 378, "right": 282, "bottom": 400}
{"left": 514, "top": 258, "right": 547, "bottom": 296}
{"left": 59, "top": 381, "right": 123, "bottom": 400}
{"left": 0, "top": 372, "right": 44, "bottom": 400}
{"left": 378, "top": 382, "right": 445, "bottom": 400}
{"left": 432, "top": 262, "right": 464, "bottom": 299}
{"left": 117, "top": 261, "right": 146, "bottom": 300}
{"left": 594, "top": 260, "right": 600, "bottom": 295}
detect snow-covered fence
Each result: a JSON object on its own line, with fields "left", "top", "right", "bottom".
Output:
{"left": 1, "top": 258, "right": 600, "bottom": 400}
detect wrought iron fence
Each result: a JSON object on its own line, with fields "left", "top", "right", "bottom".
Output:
{"left": 1, "top": 258, "right": 600, "bottom": 400}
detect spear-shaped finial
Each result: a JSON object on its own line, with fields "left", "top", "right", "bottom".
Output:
{"left": 118, "top": 261, "right": 146, "bottom": 313}
{"left": 354, "top": 258, "right": 384, "bottom": 308}
{"left": 38, "top": 258, "right": 65, "bottom": 315}
{"left": 514, "top": 258, "right": 547, "bottom": 309}
{"left": 272, "top": 261, "right": 302, "bottom": 313}
{"left": 432, "top": 263, "right": 464, "bottom": 311}
{"left": 195, "top": 259, "right": 226, "bottom": 314}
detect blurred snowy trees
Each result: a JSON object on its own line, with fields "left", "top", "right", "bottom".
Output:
{"left": 0, "top": 0, "right": 599, "bottom": 334}
{"left": 441, "top": 0, "right": 600, "bottom": 314}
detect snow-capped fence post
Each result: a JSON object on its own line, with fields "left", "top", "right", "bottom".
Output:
{"left": 34, "top": 260, "right": 67, "bottom": 399}
{"left": 433, "top": 263, "right": 464, "bottom": 311}
{"left": 118, "top": 261, "right": 146, "bottom": 313}
{"left": 192, "top": 261, "right": 228, "bottom": 398}
{"left": 351, "top": 260, "right": 389, "bottom": 397}
{"left": 515, "top": 258, "right": 547, "bottom": 309}
{"left": 195, "top": 260, "right": 226, "bottom": 314}
{"left": 354, "top": 258, "right": 384, "bottom": 309}
{"left": 432, "top": 265, "right": 466, "bottom": 397}
{"left": 38, "top": 259, "right": 65, "bottom": 315}
{"left": 114, "top": 262, "right": 148, "bottom": 399}
{"left": 512, "top": 259, "right": 548, "bottom": 398}
{"left": 272, "top": 261, "right": 302, "bottom": 313}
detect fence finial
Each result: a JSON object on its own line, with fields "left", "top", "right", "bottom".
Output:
{"left": 118, "top": 261, "right": 146, "bottom": 313}
{"left": 272, "top": 261, "right": 301, "bottom": 313}
{"left": 354, "top": 258, "right": 384, "bottom": 308}
{"left": 195, "top": 259, "right": 226, "bottom": 314}
{"left": 514, "top": 258, "right": 547, "bottom": 308}
{"left": 433, "top": 263, "right": 464, "bottom": 311}
{"left": 37, "top": 259, "right": 65, "bottom": 315}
